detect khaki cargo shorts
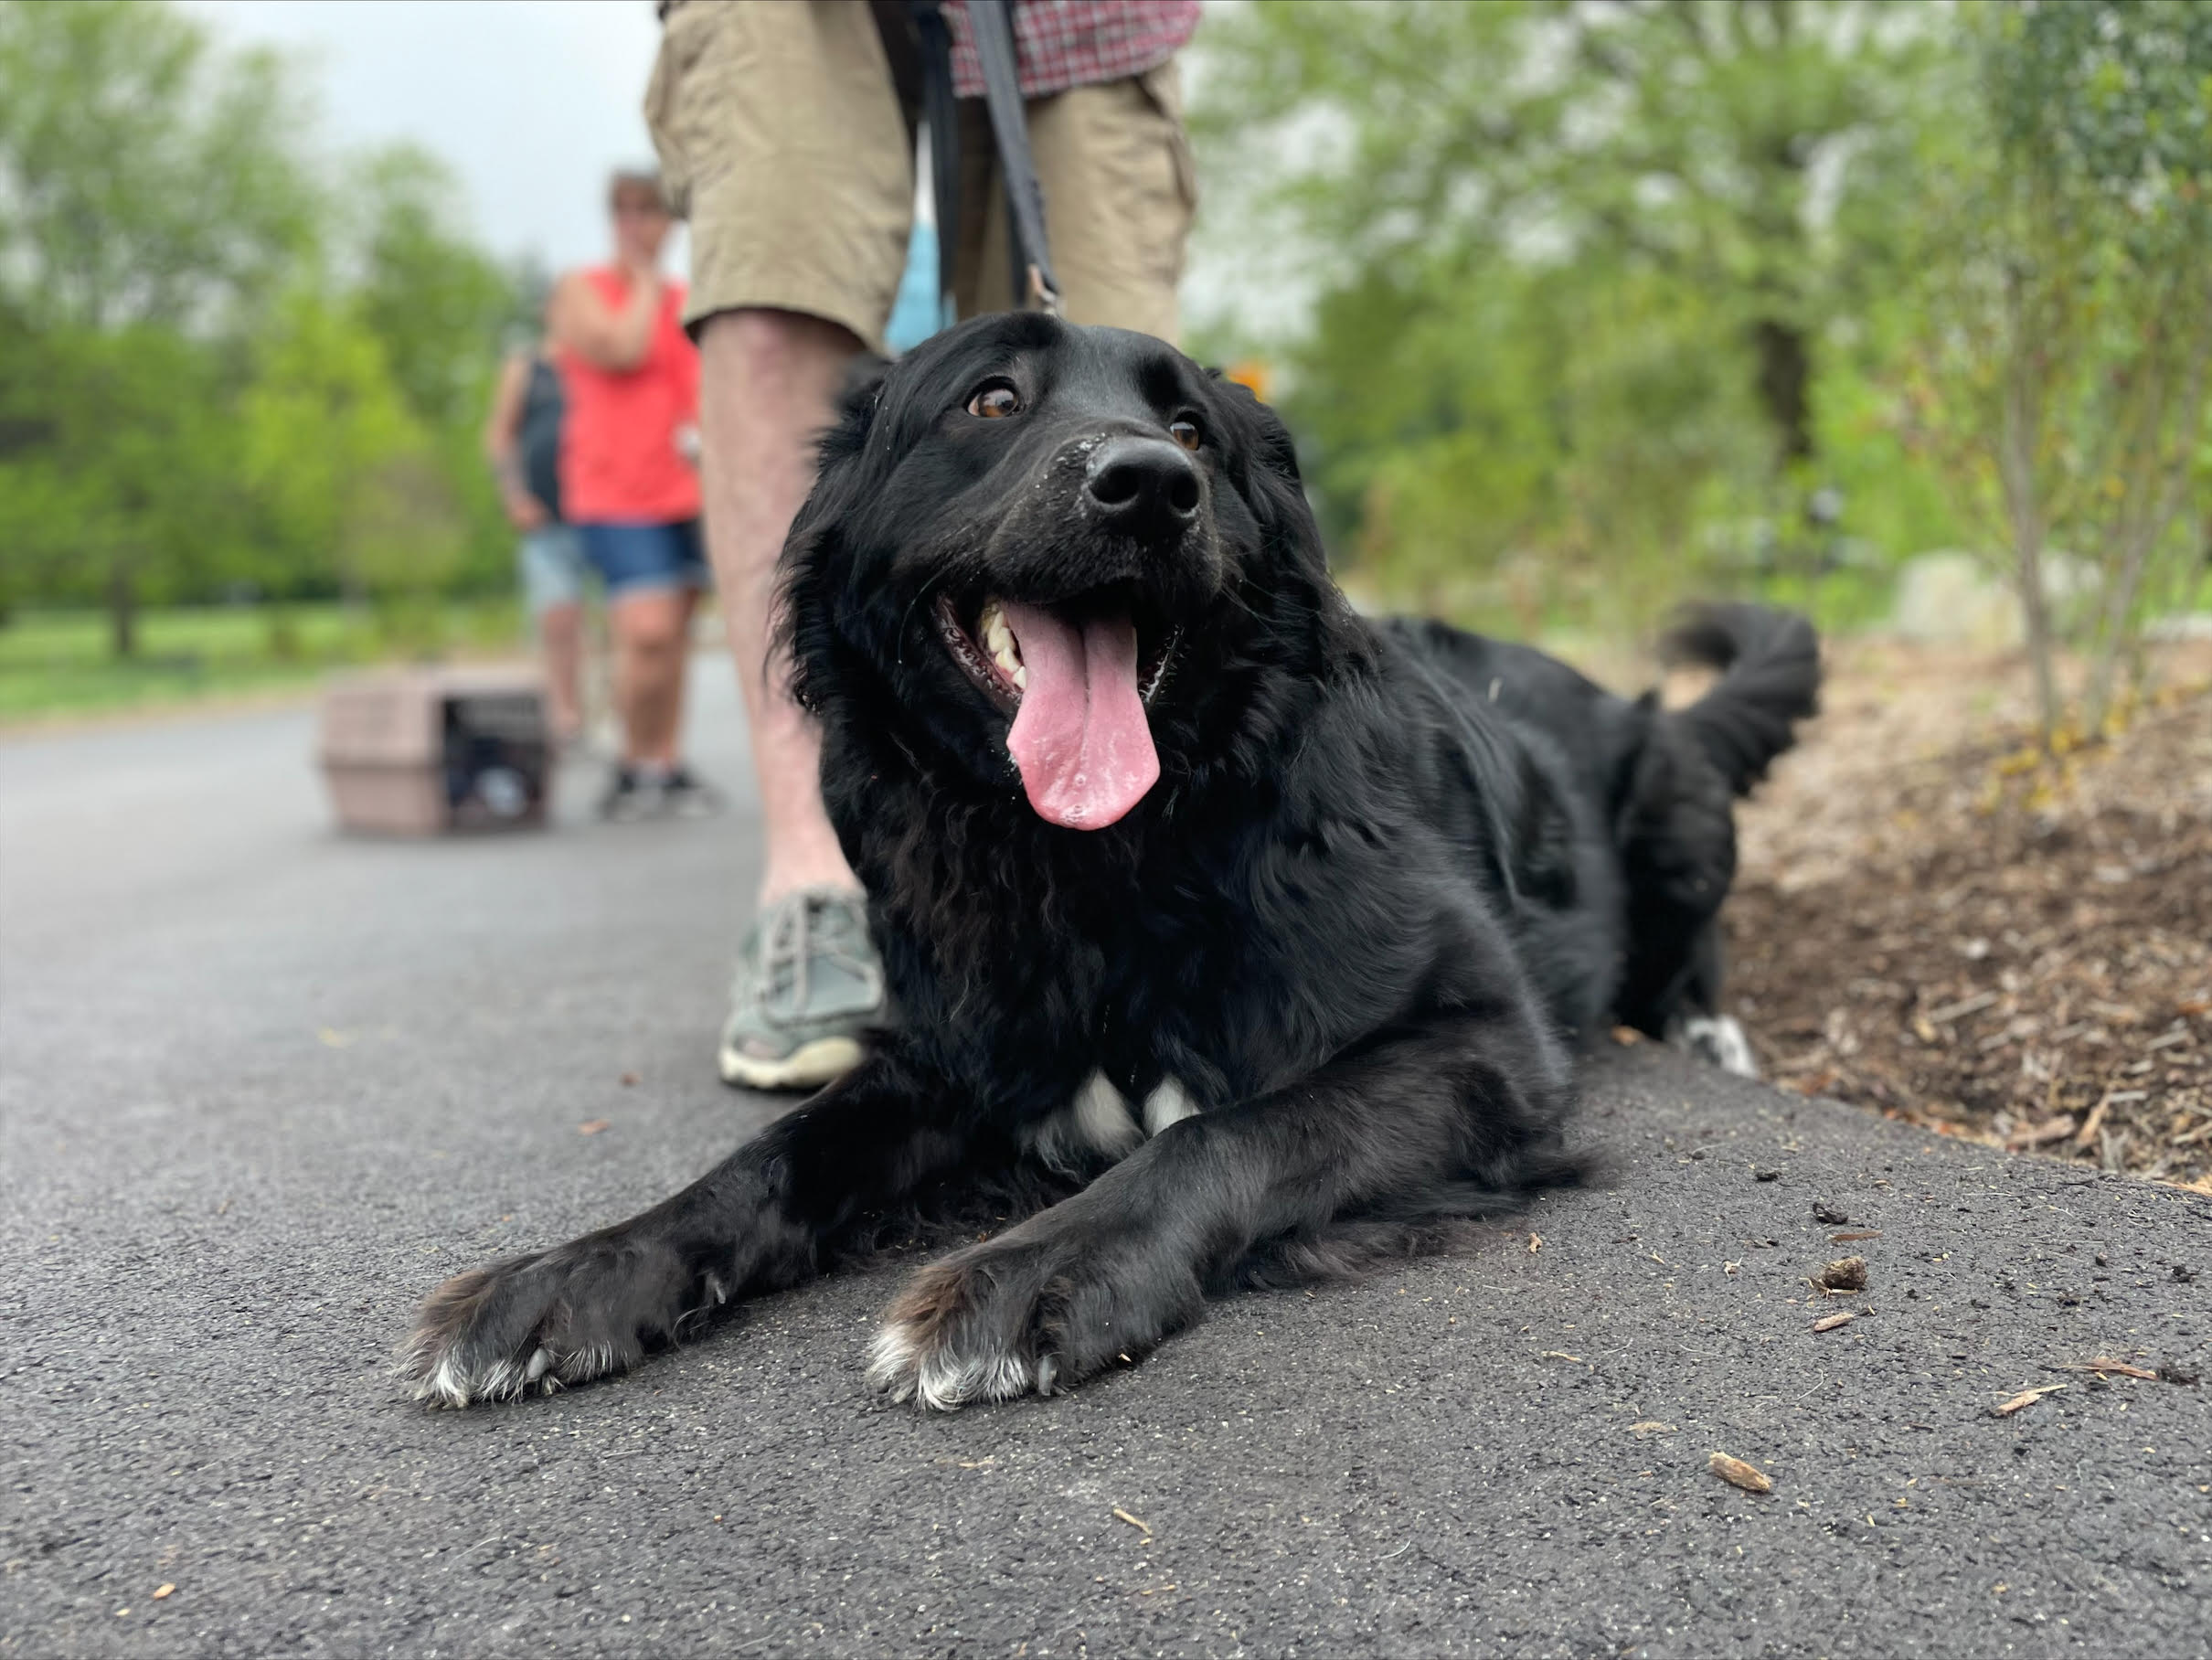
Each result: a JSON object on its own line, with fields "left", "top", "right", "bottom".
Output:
{"left": 644, "top": 0, "right": 1196, "bottom": 353}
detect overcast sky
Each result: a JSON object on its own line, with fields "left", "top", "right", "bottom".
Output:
{"left": 181, "top": 0, "right": 687, "bottom": 276}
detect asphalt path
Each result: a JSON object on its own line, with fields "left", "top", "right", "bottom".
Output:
{"left": 2, "top": 665, "right": 2207, "bottom": 1659}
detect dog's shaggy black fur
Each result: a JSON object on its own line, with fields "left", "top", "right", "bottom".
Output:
{"left": 403, "top": 314, "right": 1818, "bottom": 1410}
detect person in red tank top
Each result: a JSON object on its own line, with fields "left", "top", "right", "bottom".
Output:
{"left": 548, "top": 170, "right": 718, "bottom": 820}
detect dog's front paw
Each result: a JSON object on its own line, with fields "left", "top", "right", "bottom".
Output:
{"left": 1668, "top": 1013, "right": 1759, "bottom": 1079}
{"left": 865, "top": 1224, "right": 1199, "bottom": 1410}
{"left": 399, "top": 1229, "right": 717, "bottom": 1407}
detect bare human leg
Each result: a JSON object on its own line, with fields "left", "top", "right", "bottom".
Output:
{"left": 537, "top": 600, "right": 586, "bottom": 742}
{"left": 697, "top": 308, "right": 864, "bottom": 908}
{"left": 608, "top": 584, "right": 696, "bottom": 770}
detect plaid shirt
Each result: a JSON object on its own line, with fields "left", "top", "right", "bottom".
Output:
{"left": 944, "top": 0, "right": 1200, "bottom": 100}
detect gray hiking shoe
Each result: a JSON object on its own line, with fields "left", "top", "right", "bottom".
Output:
{"left": 718, "top": 888, "right": 885, "bottom": 1091}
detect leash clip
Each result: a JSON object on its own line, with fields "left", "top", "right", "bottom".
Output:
{"left": 1026, "top": 262, "right": 1062, "bottom": 318}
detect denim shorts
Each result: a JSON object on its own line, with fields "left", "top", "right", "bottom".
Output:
{"left": 517, "top": 523, "right": 587, "bottom": 616}
{"left": 577, "top": 518, "right": 709, "bottom": 598}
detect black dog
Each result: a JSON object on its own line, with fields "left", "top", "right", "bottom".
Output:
{"left": 404, "top": 314, "right": 1817, "bottom": 1410}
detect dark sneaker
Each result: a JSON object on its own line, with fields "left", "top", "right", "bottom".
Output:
{"left": 718, "top": 888, "right": 885, "bottom": 1091}
{"left": 659, "top": 764, "right": 725, "bottom": 820}
{"left": 597, "top": 764, "right": 661, "bottom": 822}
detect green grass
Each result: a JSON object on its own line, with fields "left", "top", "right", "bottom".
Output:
{"left": 0, "top": 600, "right": 526, "bottom": 723}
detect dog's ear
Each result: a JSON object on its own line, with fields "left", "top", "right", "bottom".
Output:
{"left": 1206, "top": 368, "right": 1303, "bottom": 487}
{"left": 778, "top": 358, "right": 894, "bottom": 715}
{"left": 814, "top": 353, "right": 889, "bottom": 467}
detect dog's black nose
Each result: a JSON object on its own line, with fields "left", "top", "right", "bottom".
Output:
{"left": 1084, "top": 437, "right": 1200, "bottom": 537}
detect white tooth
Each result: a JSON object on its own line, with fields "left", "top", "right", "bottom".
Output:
{"left": 983, "top": 606, "right": 1023, "bottom": 683}
{"left": 1012, "top": 665, "right": 1027, "bottom": 690}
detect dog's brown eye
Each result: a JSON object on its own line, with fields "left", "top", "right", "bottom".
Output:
{"left": 967, "top": 382, "right": 1020, "bottom": 419}
{"left": 1168, "top": 418, "right": 1203, "bottom": 452}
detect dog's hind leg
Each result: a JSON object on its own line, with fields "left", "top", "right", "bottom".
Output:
{"left": 400, "top": 1049, "right": 997, "bottom": 1407}
{"left": 866, "top": 1003, "right": 1584, "bottom": 1410}
{"left": 1656, "top": 922, "right": 1760, "bottom": 1078}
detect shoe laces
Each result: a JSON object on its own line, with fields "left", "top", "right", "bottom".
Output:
{"left": 756, "top": 889, "right": 878, "bottom": 1018}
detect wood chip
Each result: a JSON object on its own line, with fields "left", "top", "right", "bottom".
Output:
{"left": 577, "top": 1120, "right": 611, "bottom": 1135}
{"left": 1812, "top": 1312, "right": 1856, "bottom": 1333}
{"left": 1992, "top": 1384, "right": 2066, "bottom": 1417}
{"left": 1526, "top": 1232, "right": 1542, "bottom": 1253}
{"left": 1708, "top": 1452, "right": 1773, "bottom": 1494}
{"left": 1830, "top": 1230, "right": 1882, "bottom": 1241}
{"left": 1813, "top": 1256, "right": 1869, "bottom": 1292}
{"left": 1628, "top": 1421, "right": 1676, "bottom": 1436}
{"left": 1111, "top": 1507, "right": 1151, "bottom": 1535}
{"left": 1927, "top": 990, "right": 1999, "bottom": 1024}
{"left": 2072, "top": 1093, "right": 2111, "bottom": 1150}
{"left": 2074, "top": 1357, "right": 2160, "bottom": 1380}
{"left": 152, "top": 1585, "right": 175, "bottom": 1601}
{"left": 1539, "top": 1350, "right": 1585, "bottom": 1364}
{"left": 1611, "top": 1026, "right": 1643, "bottom": 1046}
{"left": 2007, "top": 1115, "right": 2077, "bottom": 1148}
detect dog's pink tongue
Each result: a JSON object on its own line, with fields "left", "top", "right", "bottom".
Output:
{"left": 1001, "top": 600, "right": 1159, "bottom": 829}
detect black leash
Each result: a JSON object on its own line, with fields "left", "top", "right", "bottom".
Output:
{"left": 964, "top": 0, "right": 1061, "bottom": 315}
{"left": 899, "top": 0, "right": 1061, "bottom": 322}
{"left": 906, "top": 0, "right": 962, "bottom": 314}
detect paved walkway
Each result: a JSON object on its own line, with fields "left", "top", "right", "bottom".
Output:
{"left": 2, "top": 665, "right": 2206, "bottom": 1658}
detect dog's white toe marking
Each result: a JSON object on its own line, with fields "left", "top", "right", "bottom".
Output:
{"left": 867, "top": 1317, "right": 1040, "bottom": 1412}
{"left": 1142, "top": 1077, "right": 1198, "bottom": 1136}
{"left": 1028, "top": 1069, "right": 1143, "bottom": 1176}
{"left": 865, "top": 1324, "right": 920, "bottom": 1403}
{"left": 1671, "top": 1014, "right": 1758, "bottom": 1079}
{"left": 918, "top": 1346, "right": 1035, "bottom": 1412}
{"left": 420, "top": 1352, "right": 475, "bottom": 1409}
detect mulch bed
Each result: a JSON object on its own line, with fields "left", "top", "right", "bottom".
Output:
{"left": 1719, "top": 638, "right": 2212, "bottom": 1193}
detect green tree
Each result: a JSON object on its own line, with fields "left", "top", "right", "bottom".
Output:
{"left": 1898, "top": 0, "right": 2212, "bottom": 741}
{"left": 0, "top": 0, "right": 315, "bottom": 332}
{"left": 1194, "top": 0, "right": 1942, "bottom": 472}
{"left": 1186, "top": 0, "right": 1969, "bottom": 631}
{"left": 0, "top": 0, "right": 318, "bottom": 652}
{"left": 239, "top": 289, "right": 437, "bottom": 616}
{"left": 0, "top": 325, "right": 244, "bottom": 654}
{"left": 348, "top": 144, "right": 515, "bottom": 431}
{"left": 342, "top": 146, "right": 523, "bottom": 599}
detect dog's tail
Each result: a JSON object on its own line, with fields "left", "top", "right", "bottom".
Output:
{"left": 1662, "top": 602, "right": 1821, "bottom": 795}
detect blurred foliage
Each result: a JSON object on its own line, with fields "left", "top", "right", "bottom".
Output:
{"left": 0, "top": 0, "right": 527, "bottom": 655}
{"left": 4, "top": 0, "right": 2205, "bottom": 683}
{"left": 1892, "top": 0, "right": 2212, "bottom": 739}
{"left": 0, "top": 598, "right": 524, "bottom": 721}
{"left": 1187, "top": 0, "right": 2211, "bottom": 646}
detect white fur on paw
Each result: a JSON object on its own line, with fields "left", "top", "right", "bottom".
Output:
{"left": 401, "top": 1338, "right": 597, "bottom": 1408}
{"left": 1670, "top": 1014, "right": 1759, "bottom": 1079}
{"left": 1142, "top": 1077, "right": 1198, "bottom": 1136}
{"left": 865, "top": 1318, "right": 1040, "bottom": 1412}
{"left": 1026, "top": 1070, "right": 1143, "bottom": 1176}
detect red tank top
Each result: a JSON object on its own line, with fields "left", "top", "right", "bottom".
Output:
{"left": 555, "top": 269, "right": 701, "bottom": 524}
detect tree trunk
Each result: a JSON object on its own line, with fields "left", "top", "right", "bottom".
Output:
{"left": 1751, "top": 317, "right": 1814, "bottom": 469}
{"left": 1996, "top": 280, "right": 2059, "bottom": 746}
{"left": 2083, "top": 336, "right": 2209, "bottom": 735}
{"left": 108, "top": 555, "right": 138, "bottom": 660}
